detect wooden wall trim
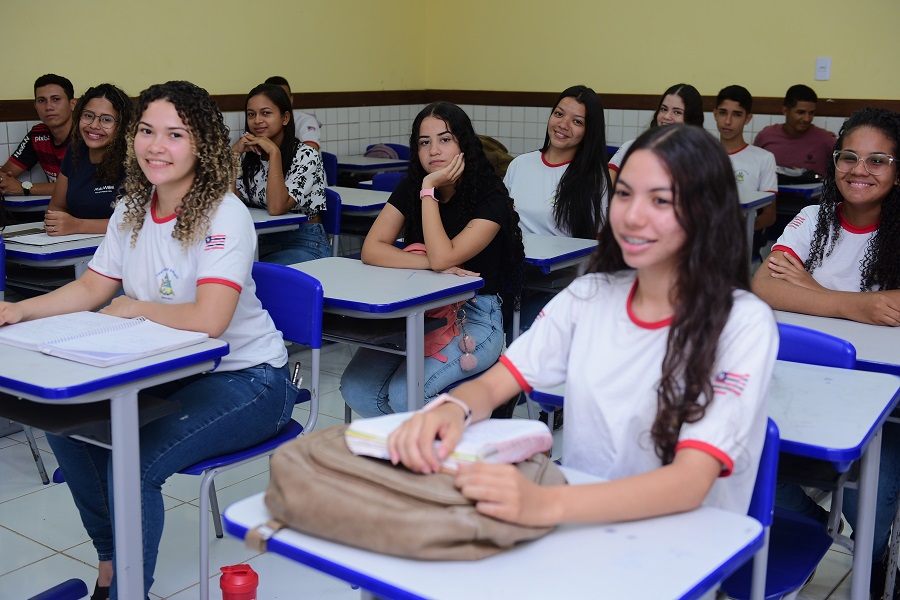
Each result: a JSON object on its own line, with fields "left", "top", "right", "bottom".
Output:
{"left": 2, "top": 90, "right": 898, "bottom": 122}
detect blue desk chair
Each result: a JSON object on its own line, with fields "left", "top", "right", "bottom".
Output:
{"left": 606, "top": 144, "right": 620, "bottom": 157}
{"left": 370, "top": 171, "right": 405, "bottom": 192}
{"left": 365, "top": 143, "right": 410, "bottom": 160}
{"left": 722, "top": 323, "right": 856, "bottom": 600}
{"left": 27, "top": 579, "right": 88, "bottom": 600}
{"left": 321, "top": 151, "right": 338, "bottom": 186}
{"left": 322, "top": 188, "right": 342, "bottom": 256}
{"left": 179, "top": 262, "right": 323, "bottom": 599}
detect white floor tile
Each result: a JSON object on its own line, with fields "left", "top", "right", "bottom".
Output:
{"left": 0, "top": 553, "right": 97, "bottom": 600}
{"left": 0, "top": 526, "right": 56, "bottom": 576}
{"left": 0, "top": 480, "right": 90, "bottom": 551}
{"left": 798, "top": 547, "right": 853, "bottom": 599}
{"left": 0, "top": 443, "right": 59, "bottom": 503}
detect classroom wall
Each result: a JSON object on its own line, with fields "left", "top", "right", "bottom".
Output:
{"left": 2, "top": 0, "right": 898, "bottom": 101}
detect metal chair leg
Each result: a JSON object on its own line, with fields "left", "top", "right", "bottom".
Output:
{"left": 21, "top": 424, "right": 49, "bottom": 484}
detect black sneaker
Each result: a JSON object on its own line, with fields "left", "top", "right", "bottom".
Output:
{"left": 539, "top": 409, "right": 564, "bottom": 431}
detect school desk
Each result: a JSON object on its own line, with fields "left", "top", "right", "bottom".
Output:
{"left": 738, "top": 189, "right": 776, "bottom": 263}
{"left": 775, "top": 310, "right": 900, "bottom": 376}
{"left": 289, "top": 257, "right": 483, "bottom": 410}
{"left": 3, "top": 194, "right": 51, "bottom": 212}
{"left": 777, "top": 182, "right": 824, "bottom": 200}
{"left": 221, "top": 469, "right": 764, "bottom": 600}
{"left": 328, "top": 186, "right": 391, "bottom": 218}
{"left": 336, "top": 155, "right": 409, "bottom": 175}
{"left": 530, "top": 361, "right": 900, "bottom": 599}
{"left": 0, "top": 337, "right": 229, "bottom": 600}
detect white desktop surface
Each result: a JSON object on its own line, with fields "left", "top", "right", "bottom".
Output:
{"left": 0, "top": 339, "right": 229, "bottom": 600}
{"left": 246, "top": 207, "right": 307, "bottom": 233}
{"left": 775, "top": 310, "right": 900, "bottom": 375}
{"left": 337, "top": 155, "right": 409, "bottom": 173}
{"left": 328, "top": 186, "right": 391, "bottom": 216}
{"left": 223, "top": 472, "right": 763, "bottom": 600}
{"left": 522, "top": 233, "right": 597, "bottom": 274}
{"left": 290, "top": 257, "right": 483, "bottom": 409}
{"left": 778, "top": 182, "right": 824, "bottom": 199}
{"left": 3, "top": 194, "right": 52, "bottom": 212}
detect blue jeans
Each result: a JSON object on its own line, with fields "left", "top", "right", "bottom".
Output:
{"left": 260, "top": 222, "right": 331, "bottom": 265}
{"left": 341, "top": 294, "right": 504, "bottom": 416}
{"left": 774, "top": 420, "right": 900, "bottom": 561}
{"left": 46, "top": 363, "right": 294, "bottom": 599}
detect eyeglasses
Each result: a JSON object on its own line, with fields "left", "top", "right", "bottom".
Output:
{"left": 833, "top": 150, "right": 896, "bottom": 176}
{"left": 80, "top": 111, "right": 118, "bottom": 130}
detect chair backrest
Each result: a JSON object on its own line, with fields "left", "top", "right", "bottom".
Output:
{"left": 606, "top": 145, "right": 620, "bottom": 157}
{"left": 0, "top": 237, "right": 5, "bottom": 301}
{"left": 747, "top": 418, "right": 780, "bottom": 527}
{"left": 776, "top": 322, "right": 856, "bottom": 370}
{"left": 322, "top": 188, "right": 342, "bottom": 257}
{"left": 371, "top": 171, "right": 405, "bottom": 192}
{"left": 366, "top": 143, "right": 410, "bottom": 160}
{"left": 252, "top": 262, "right": 323, "bottom": 349}
{"left": 321, "top": 151, "right": 338, "bottom": 186}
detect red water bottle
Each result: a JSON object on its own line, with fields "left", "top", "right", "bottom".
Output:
{"left": 220, "top": 564, "right": 258, "bottom": 600}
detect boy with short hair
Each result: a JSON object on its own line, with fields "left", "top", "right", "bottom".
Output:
{"left": 0, "top": 74, "right": 76, "bottom": 197}
{"left": 753, "top": 84, "right": 836, "bottom": 177}
{"left": 714, "top": 85, "right": 778, "bottom": 236}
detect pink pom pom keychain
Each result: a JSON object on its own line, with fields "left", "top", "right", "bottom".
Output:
{"left": 456, "top": 307, "right": 478, "bottom": 371}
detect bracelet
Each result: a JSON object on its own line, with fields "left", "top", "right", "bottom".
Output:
{"left": 421, "top": 393, "right": 472, "bottom": 427}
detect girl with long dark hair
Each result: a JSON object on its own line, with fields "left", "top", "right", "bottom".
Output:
{"left": 233, "top": 83, "right": 330, "bottom": 264}
{"left": 340, "top": 101, "right": 525, "bottom": 417}
{"left": 389, "top": 124, "right": 778, "bottom": 525}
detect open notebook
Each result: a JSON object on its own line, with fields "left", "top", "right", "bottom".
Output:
{"left": 0, "top": 311, "right": 209, "bottom": 367}
{"left": 345, "top": 412, "right": 553, "bottom": 472}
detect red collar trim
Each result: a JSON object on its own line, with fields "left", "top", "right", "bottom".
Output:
{"left": 151, "top": 191, "right": 178, "bottom": 223}
{"left": 727, "top": 143, "right": 749, "bottom": 156}
{"left": 541, "top": 153, "right": 572, "bottom": 168}
{"left": 838, "top": 203, "right": 878, "bottom": 234}
{"left": 626, "top": 278, "right": 673, "bottom": 330}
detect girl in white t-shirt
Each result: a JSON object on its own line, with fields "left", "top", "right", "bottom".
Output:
{"left": 753, "top": 107, "right": 900, "bottom": 596}
{"left": 233, "top": 83, "right": 330, "bottom": 264}
{"left": 609, "top": 83, "right": 704, "bottom": 184}
{"left": 0, "top": 81, "right": 295, "bottom": 600}
{"left": 389, "top": 124, "right": 778, "bottom": 523}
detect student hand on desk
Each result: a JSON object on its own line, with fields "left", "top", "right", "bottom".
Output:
{"left": 843, "top": 291, "right": 900, "bottom": 327}
{"left": 455, "top": 463, "right": 558, "bottom": 527}
{"left": 441, "top": 266, "right": 479, "bottom": 277}
{"left": 99, "top": 295, "right": 140, "bottom": 319}
{"left": 0, "top": 171, "right": 24, "bottom": 195}
{"left": 0, "top": 302, "right": 25, "bottom": 326}
{"left": 765, "top": 251, "right": 827, "bottom": 292}
{"left": 44, "top": 210, "right": 79, "bottom": 236}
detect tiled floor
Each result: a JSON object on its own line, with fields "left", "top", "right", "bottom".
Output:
{"left": 0, "top": 343, "right": 858, "bottom": 599}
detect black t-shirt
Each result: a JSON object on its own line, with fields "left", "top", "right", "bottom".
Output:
{"left": 387, "top": 178, "right": 511, "bottom": 294}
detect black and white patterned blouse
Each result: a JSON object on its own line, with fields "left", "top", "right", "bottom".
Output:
{"left": 237, "top": 142, "right": 326, "bottom": 217}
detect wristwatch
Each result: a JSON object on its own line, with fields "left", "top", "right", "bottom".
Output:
{"left": 419, "top": 187, "right": 440, "bottom": 201}
{"left": 21, "top": 181, "right": 32, "bottom": 196}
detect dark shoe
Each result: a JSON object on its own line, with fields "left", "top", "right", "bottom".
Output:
{"left": 91, "top": 580, "right": 110, "bottom": 600}
{"left": 870, "top": 552, "right": 900, "bottom": 600}
{"left": 539, "top": 409, "right": 564, "bottom": 431}
{"left": 814, "top": 504, "right": 845, "bottom": 535}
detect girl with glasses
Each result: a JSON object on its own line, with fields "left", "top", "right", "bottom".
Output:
{"left": 44, "top": 84, "right": 132, "bottom": 237}
{"left": 753, "top": 107, "right": 900, "bottom": 597}
{"left": 233, "top": 83, "right": 330, "bottom": 264}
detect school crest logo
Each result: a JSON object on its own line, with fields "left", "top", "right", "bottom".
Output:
{"left": 156, "top": 268, "right": 179, "bottom": 301}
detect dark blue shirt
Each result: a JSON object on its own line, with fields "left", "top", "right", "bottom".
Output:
{"left": 59, "top": 144, "right": 121, "bottom": 219}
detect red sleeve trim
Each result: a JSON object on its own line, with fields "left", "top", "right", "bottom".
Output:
{"left": 7, "top": 156, "right": 28, "bottom": 170}
{"left": 301, "top": 140, "right": 321, "bottom": 150}
{"left": 770, "top": 245, "right": 802, "bottom": 264}
{"left": 608, "top": 163, "right": 620, "bottom": 173}
{"left": 198, "top": 277, "right": 242, "bottom": 293}
{"left": 498, "top": 355, "right": 533, "bottom": 394}
{"left": 88, "top": 268, "right": 122, "bottom": 282}
{"left": 676, "top": 440, "right": 734, "bottom": 477}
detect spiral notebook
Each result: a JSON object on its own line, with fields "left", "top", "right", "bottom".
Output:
{"left": 345, "top": 412, "right": 553, "bottom": 472}
{"left": 0, "top": 311, "right": 209, "bottom": 367}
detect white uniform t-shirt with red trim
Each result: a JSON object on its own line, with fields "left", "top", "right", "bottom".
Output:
{"left": 729, "top": 143, "right": 778, "bottom": 195}
{"left": 608, "top": 139, "right": 635, "bottom": 172}
{"left": 88, "top": 192, "right": 288, "bottom": 372}
{"left": 294, "top": 111, "right": 322, "bottom": 147}
{"left": 504, "top": 150, "right": 570, "bottom": 236}
{"left": 501, "top": 271, "right": 778, "bottom": 514}
{"left": 771, "top": 204, "right": 878, "bottom": 291}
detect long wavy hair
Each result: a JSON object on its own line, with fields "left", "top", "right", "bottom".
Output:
{"left": 806, "top": 107, "right": 900, "bottom": 291}
{"left": 405, "top": 101, "right": 525, "bottom": 306}
{"left": 240, "top": 84, "right": 298, "bottom": 196}
{"left": 70, "top": 83, "right": 133, "bottom": 185}
{"left": 649, "top": 83, "right": 705, "bottom": 129}
{"left": 539, "top": 85, "right": 610, "bottom": 238}
{"left": 590, "top": 124, "right": 749, "bottom": 464}
{"left": 122, "top": 81, "right": 235, "bottom": 248}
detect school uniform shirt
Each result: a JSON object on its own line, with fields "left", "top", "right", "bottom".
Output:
{"left": 607, "top": 139, "right": 635, "bottom": 172}
{"left": 59, "top": 146, "right": 120, "bottom": 219}
{"left": 728, "top": 144, "right": 778, "bottom": 195}
{"left": 9, "top": 123, "right": 70, "bottom": 182}
{"left": 503, "top": 151, "right": 569, "bottom": 236}
{"left": 88, "top": 192, "right": 288, "bottom": 372}
{"left": 236, "top": 142, "right": 327, "bottom": 217}
{"left": 294, "top": 111, "right": 322, "bottom": 147}
{"left": 754, "top": 124, "right": 836, "bottom": 177}
{"left": 501, "top": 271, "right": 778, "bottom": 514}
{"left": 771, "top": 204, "right": 877, "bottom": 291}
